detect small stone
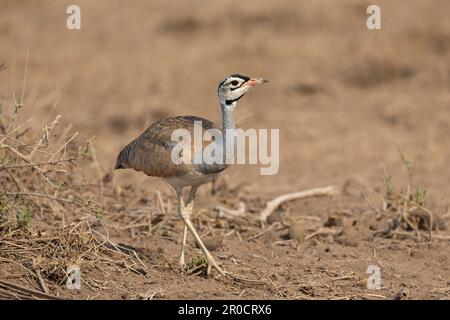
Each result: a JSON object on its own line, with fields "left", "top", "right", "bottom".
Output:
{"left": 334, "top": 236, "right": 358, "bottom": 247}
{"left": 393, "top": 288, "right": 410, "bottom": 300}
{"left": 324, "top": 215, "right": 344, "bottom": 228}
{"left": 267, "top": 211, "right": 282, "bottom": 224}
{"left": 199, "top": 236, "right": 223, "bottom": 251}
{"left": 288, "top": 222, "right": 307, "bottom": 241}
{"left": 434, "top": 217, "right": 447, "bottom": 231}
{"left": 231, "top": 217, "right": 247, "bottom": 229}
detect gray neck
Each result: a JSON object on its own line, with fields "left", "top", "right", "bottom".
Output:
{"left": 220, "top": 100, "right": 236, "bottom": 163}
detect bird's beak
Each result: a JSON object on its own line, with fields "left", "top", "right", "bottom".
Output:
{"left": 246, "top": 78, "right": 269, "bottom": 87}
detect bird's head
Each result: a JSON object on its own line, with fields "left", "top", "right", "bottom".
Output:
{"left": 218, "top": 74, "right": 268, "bottom": 106}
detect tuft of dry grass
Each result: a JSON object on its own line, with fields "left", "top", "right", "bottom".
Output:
{"left": 0, "top": 84, "right": 146, "bottom": 299}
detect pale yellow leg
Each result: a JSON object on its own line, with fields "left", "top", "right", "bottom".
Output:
{"left": 179, "top": 225, "right": 188, "bottom": 267}
{"left": 178, "top": 187, "right": 196, "bottom": 268}
{"left": 176, "top": 188, "right": 226, "bottom": 276}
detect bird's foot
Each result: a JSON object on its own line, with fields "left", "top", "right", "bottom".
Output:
{"left": 204, "top": 254, "right": 226, "bottom": 277}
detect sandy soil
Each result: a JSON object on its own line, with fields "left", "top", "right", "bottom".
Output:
{"left": 1, "top": 0, "right": 450, "bottom": 299}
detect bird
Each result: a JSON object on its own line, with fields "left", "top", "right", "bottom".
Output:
{"left": 115, "top": 74, "right": 268, "bottom": 276}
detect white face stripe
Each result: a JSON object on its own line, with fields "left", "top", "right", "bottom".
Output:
{"left": 218, "top": 74, "right": 252, "bottom": 102}
{"left": 226, "top": 77, "right": 246, "bottom": 90}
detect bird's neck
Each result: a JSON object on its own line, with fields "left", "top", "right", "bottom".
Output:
{"left": 220, "top": 100, "right": 236, "bottom": 131}
{"left": 220, "top": 100, "right": 236, "bottom": 163}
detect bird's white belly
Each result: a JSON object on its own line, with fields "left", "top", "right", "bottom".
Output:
{"left": 164, "top": 173, "right": 218, "bottom": 190}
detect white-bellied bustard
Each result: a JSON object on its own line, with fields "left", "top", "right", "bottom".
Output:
{"left": 115, "top": 74, "right": 268, "bottom": 276}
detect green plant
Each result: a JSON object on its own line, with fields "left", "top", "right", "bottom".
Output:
{"left": 188, "top": 255, "right": 208, "bottom": 269}
{"left": 384, "top": 175, "right": 394, "bottom": 201}
{"left": 411, "top": 187, "right": 427, "bottom": 207}
{"left": 17, "top": 205, "right": 31, "bottom": 228}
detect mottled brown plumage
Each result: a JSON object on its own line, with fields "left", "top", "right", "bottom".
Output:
{"left": 115, "top": 115, "right": 225, "bottom": 189}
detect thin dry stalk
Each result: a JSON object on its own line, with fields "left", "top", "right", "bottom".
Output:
{"left": 259, "top": 186, "right": 337, "bottom": 223}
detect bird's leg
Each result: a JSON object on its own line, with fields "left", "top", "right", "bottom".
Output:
{"left": 176, "top": 190, "right": 226, "bottom": 277}
{"left": 179, "top": 225, "right": 188, "bottom": 268}
{"left": 178, "top": 187, "right": 197, "bottom": 268}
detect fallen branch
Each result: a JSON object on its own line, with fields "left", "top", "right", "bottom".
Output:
{"left": 0, "top": 279, "right": 61, "bottom": 300}
{"left": 247, "top": 222, "right": 283, "bottom": 241}
{"left": 0, "top": 157, "right": 78, "bottom": 171}
{"left": 5, "top": 191, "right": 81, "bottom": 205}
{"left": 259, "top": 186, "right": 338, "bottom": 222}
{"left": 215, "top": 202, "right": 246, "bottom": 218}
{"left": 304, "top": 227, "right": 342, "bottom": 241}
{"left": 33, "top": 266, "right": 49, "bottom": 294}
{"left": 389, "top": 231, "right": 450, "bottom": 241}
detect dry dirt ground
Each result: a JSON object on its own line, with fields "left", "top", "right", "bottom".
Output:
{"left": 1, "top": 0, "right": 450, "bottom": 299}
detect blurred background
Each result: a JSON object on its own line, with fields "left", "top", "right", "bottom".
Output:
{"left": 1, "top": 0, "right": 450, "bottom": 202}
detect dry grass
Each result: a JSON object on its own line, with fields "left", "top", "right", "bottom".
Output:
{"left": 0, "top": 80, "right": 147, "bottom": 299}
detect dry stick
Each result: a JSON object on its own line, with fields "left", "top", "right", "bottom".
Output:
{"left": 304, "top": 227, "right": 342, "bottom": 241}
{"left": 0, "top": 280, "right": 61, "bottom": 300}
{"left": 330, "top": 275, "right": 355, "bottom": 282}
{"left": 360, "top": 293, "right": 388, "bottom": 300}
{"left": 294, "top": 215, "right": 322, "bottom": 222}
{"left": 216, "top": 203, "right": 246, "bottom": 217}
{"left": 266, "top": 276, "right": 284, "bottom": 297}
{"left": 29, "top": 114, "right": 61, "bottom": 159}
{"left": 147, "top": 208, "right": 152, "bottom": 233}
{"left": 390, "top": 231, "right": 450, "bottom": 241}
{"left": 33, "top": 267, "right": 49, "bottom": 294}
{"left": 0, "top": 257, "right": 36, "bottom": 277}
{"left": 0, "top": 287, "right": 29, "bottom": 300}
{"left": 119, "top": 223, "right": 149, "bottom": 230}
{"left": 55, "top": 123, "right": 74, "bottom": 148}
{"left": 6, "top": 164, "right": 43, "bottom": 211}
{"left": 6, "top": 118, "right": 33, "bottom": 138}
{"left": 90, "top": 228, "right": 148, "bottom": 270}
{"left": 156, "top": 191, "right": 166, "bottom": 215}
{"left": 6, "top": 168, "right": 26, "bottom": 191}
{"left": 43, "top": 131, "right": 79, "bottom": 171}
{"left": 360, "top": 187, "right": 382, "bottom": 214}
{"left": 5, "top": 192, "right": 81, "bottom": 205}
{"left": 247, "top": 222, "right": 281, "bottom": 241}
{"left": 4, "top": 145, "right": 56, "bottom": 188}
{"left": 0, "top": 157, "right": 78, "bottom": 170}
{"left": 39, "top": 90, "right": 62, "bottom": 131}
{"left": 0, "top": 135, "right": 53, "bottom": 156}
{"left": 259, "top": 186, "right": 337, "bottom": 223}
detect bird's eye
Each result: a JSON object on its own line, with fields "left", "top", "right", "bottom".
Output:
{"left": 230, "top": 80, "right": 239, "bottom": 86}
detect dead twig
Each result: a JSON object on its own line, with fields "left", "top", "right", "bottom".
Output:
{"left": 247, "top": 222, "right": 283, "bottom": 241}
{"left": 215, "top": 202, "right": 247, "bottom": 218}
{"left": 33, "top": 266, "right": 49, "bottom": 294}
{"left": 389, "top": 230, "right": 450, "bottom": 241}
{"left": 304, "top": 227, "right": 342, "bottom": 241}
{"left": 0, "top": 280, "right": 61, "bottom": 300}
{"left": 259, "top": 186, "right": 337, "bottom": 223}
{"left": 0, "top": 157, "right": 78, "bottom": 171}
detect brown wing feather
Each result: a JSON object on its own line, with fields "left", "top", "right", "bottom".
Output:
{"left": 115, "top": 116, "right": 217, "bottom": 177}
